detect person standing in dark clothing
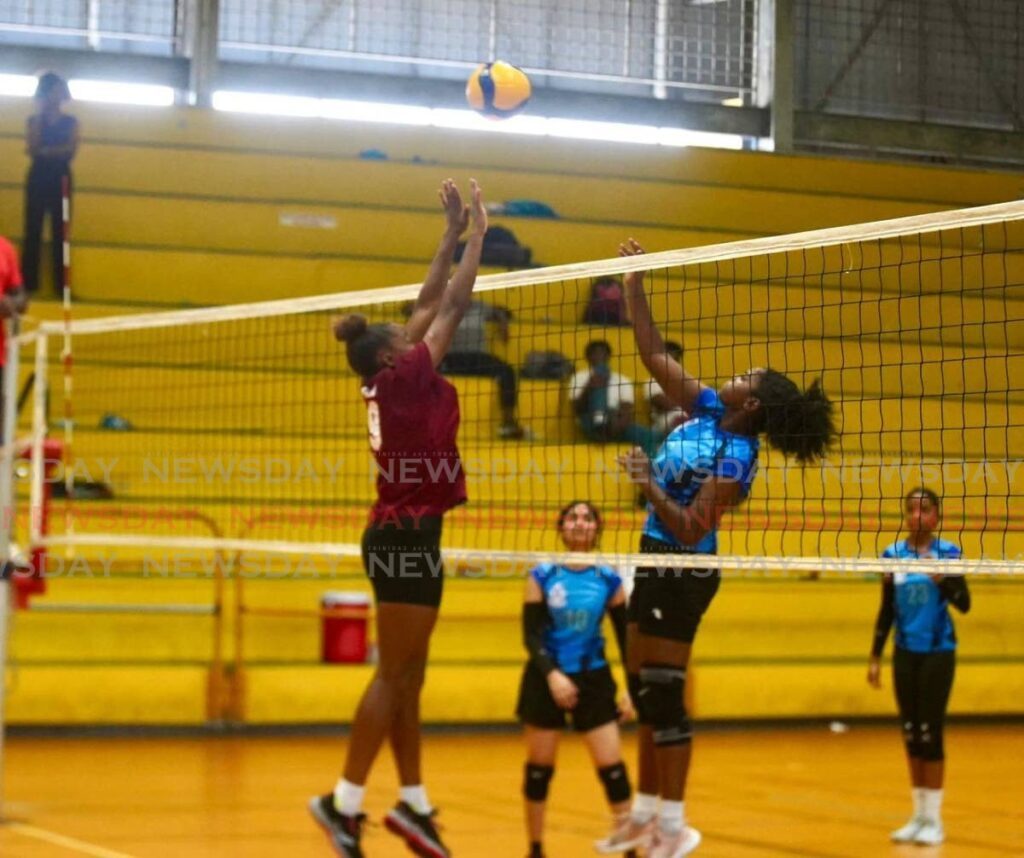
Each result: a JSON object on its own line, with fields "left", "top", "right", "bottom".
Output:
{"left": 23, "top": 72, "right": 79, "bottom": 295}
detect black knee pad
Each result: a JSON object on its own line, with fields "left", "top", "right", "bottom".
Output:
{"left": 523, "top": 763, "right": 554, "bottom": 801}
{"left": 917, "top": 721, "right": 945, "bottom": 761}
{"left": 637, "top": 663, "right": 692, "bottom": 747}
{"left": 597, "top": 762, "right": 632, "bottom": 804}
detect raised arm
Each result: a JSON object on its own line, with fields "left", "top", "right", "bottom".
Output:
{"left": 619, "top": 238, "right": 706, "bottom": 414}
{"left": 404, "top": 179, "right": 469, "bottom": 344}
{"left": 618, "top": 447, "right": 742, "bottom": 547}
{"left": 422, "top": 179, "right": 487, "bottom": 366}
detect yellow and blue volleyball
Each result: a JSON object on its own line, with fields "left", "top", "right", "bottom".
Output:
{"left": 466, "top": 61, "right": 532, "bottom": 118}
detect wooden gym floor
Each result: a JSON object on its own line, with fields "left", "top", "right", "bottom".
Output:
{"left": 1, "top": 723, "right": 1021, "bottom": 857}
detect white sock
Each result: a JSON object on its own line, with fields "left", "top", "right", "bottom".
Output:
{"left": 912, "top": 786, "right": 926, "bottom": 818}
{"left": 399, "top": 784, "right": 433, "bottom": 815}
{"left": 631, "top": 792, "right": 659, "bottom": 824}
{"left": 921, "top": 788, "right": 943, "bottom": 824}
{"left": 658, "top": 799, "right": 685, "bottom": 835}
{"left": 334, "top": 779, "right": 365, "bottom": 816}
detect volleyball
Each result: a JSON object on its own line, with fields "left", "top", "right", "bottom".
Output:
{"left": 466, "top": 60, "right": 532, "bottom": 118}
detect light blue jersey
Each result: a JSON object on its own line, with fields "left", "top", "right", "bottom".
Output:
{"left": 883, "top": 538, "right": 962, "bottom": 653}
{"left": 531, "top": 563, "right": 622, "bottom": 674}
{"left": 643, "top": 387, "right": 760, "bottom": 552}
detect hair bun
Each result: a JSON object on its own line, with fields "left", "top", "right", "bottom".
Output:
{"left": 334, "top": 314, "right": 368, "bottom": 344}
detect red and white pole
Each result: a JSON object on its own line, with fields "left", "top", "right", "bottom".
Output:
{"left": 60, "top": 176, "right": 74, "bottom": 549}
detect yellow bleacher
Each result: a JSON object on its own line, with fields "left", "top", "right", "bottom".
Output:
{"left": 3, "top": 97, "right": 1021, "bottom": 306}
{"left": 1, "top": 99, "right": 1021, "bottom": 725}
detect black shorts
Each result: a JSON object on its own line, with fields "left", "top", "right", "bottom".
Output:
{"left": 627, "top": 535, "right": 720, "bottom": 643}
{"left": 516, "top": 663, "right": 619, "bottom": 733}
{"left": 361, "top": 516, "right": 444, "bottom": 608}
{"left": 893, "top": 647, "right": 956, "bottom": 728}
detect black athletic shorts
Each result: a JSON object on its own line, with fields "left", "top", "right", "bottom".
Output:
{"left": 516, "top": 663, "right": 619, "bottom": 733}
{"left": 627, "top": 534, "right": 720, "bottom": 643}
{"left": 361, "top": 516, "right": 444, "bottom": 608}
{"left": 893, "top": 647, "right": 956, "bottom": 730}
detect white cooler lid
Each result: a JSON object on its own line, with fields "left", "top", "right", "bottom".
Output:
{"left": 322, "top": 591, "right": 372, "bottom": 607}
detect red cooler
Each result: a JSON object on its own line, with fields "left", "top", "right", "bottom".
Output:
{"left": 321, "top": 592, "right": 371, "bottom": 664}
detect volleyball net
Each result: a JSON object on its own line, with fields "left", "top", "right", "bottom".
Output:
{"left": 9, "top": 199, "right": 1024, "bottom": 582}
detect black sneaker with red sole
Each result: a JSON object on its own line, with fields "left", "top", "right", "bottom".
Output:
{"left": 308, "top": 794, "right": 366, "bottom": 857}
{"left": 384, "top": 801, "right": 451, "bottom": 858}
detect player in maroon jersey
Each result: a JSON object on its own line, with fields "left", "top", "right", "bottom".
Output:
{"left": 309, "top": 179, "right": 486, "bottom": 858}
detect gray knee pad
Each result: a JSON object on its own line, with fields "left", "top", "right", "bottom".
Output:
{"left": 917, "top": 721, "right": 945, "bottom": 761}
{"left": 637, "top": 663, "right": 692, "bottom": 747}
{"left": 902, "top": 720, "right": 922, "bottom": 757}
{"left": 524, "top": 763, "right": 554, "bottom": 801}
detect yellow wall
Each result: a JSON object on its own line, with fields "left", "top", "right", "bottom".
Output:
{"left": 2, "top": 99, "right": 1022, "bottom": 724}
{"left": 7, "top": 576, "right": 1022, "bottom": 724}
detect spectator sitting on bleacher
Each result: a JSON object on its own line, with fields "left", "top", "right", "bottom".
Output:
{"left": 436, "top": 299, "right": 527, "bottom": 440}
{"left": 569, "top": 340, "right": 656, "bottom": 453}
{"left": 582, "top": 276, "right": 629, "bottom": 326}
{"left": 644, "top": 340, "right": 688, "bottom": 438}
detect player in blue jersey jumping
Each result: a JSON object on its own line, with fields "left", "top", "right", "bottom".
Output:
{"left": 609, "top": 239, "right": 836, "bottom": 858}
{"left": 868, "top": 487, "right": 971, "bottom": 847}
{"left": 517, "top": 500, "right": 635, "bottom": 858}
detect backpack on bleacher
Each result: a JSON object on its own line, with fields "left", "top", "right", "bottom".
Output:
{"left": 520, "top": 350, "right": 573, "bottom": 380}
{"left": 455, "top": 226, "right": 532, "bottom": 268}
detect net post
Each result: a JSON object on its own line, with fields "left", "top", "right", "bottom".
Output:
{"left": 0, "top": 317, "right": 23, "bottom": 821}
{"left": 60, "top": 175, "right": 74, "bottom": 563}
{"left": 29, "top": 335, "right": 48, "bottom": 549}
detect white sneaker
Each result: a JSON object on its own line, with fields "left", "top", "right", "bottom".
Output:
{"left": 594, "top": 815, "right": 655, "bottom": 853}
{"left": 890, "top": 816, "right": 924, "bottom": 843}
{"left": 648, "top": 825, "right": 701, "bottom": 858}
{"left": 914, "top": 820, "right": 945, "bottom": 846}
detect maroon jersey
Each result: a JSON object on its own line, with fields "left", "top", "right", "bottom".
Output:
{"left": 362, "top": 342, "right": 466, "bottom": 522}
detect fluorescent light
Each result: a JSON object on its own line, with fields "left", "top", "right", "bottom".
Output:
{"left": 0, "top": 75, "right": 755, "bottom": 148}
{"left": 429, "top": 109, "right": 547, "bottom": 136}
{"left": 68, "top": 79, "right": 175, "bottom": 106}
{"left": 546, "top": 117, "right": 660, "bottom": 145}
{"left": 319, "top": 99, "right": 433, "bottom": 125}
{"left": 215, "top": 91, "right": 435, "bottom": 125}
{"left": 213, "top": 89, "right": 754, "bottom": 150}
{"left": 657, "top": 127, "right": 745, "bottom": 150}
{"left": 0, "top": 74, "right": 38, "bottom": 97}
{"left": 0, "top": 74, "right": 173, "bottom": 106}
{"left": 213, "top": 90, "right": 320, "bottom": 117}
